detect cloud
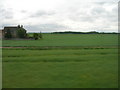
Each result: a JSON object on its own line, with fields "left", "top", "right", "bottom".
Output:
{"left": 25, "top": 23, "right": 69, "bottom": 32}
{"left": 0, "top": 0, "right": 118, "bottom": 32}
{"left": 21, "top": 10, "right": 28, "bottom": 13}
{"left": 29, "top": 10, "right": 55, "bottom": 18}
{"left": 0, "top": 8, "right": 14, "bottom": 20}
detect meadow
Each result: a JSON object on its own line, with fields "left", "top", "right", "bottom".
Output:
{"left": 2, "top": 34, "right": 118, "bottom": 88}
{"left": 3, "top": 34, "right": 118, "bottom": 47}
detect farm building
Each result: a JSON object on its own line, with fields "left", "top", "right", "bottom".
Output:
{"left": 0, "top": 25, "right": 27, "bottom": 39}
{"left": 0, "top": 29, "right": 4, "bottom": 39}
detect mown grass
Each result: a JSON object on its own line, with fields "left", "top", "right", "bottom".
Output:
{"left": 2, "top": 34, "right": 118, "bottom": 47}
{"left": 2, "top": 48, "right": 118, "bottom": 88}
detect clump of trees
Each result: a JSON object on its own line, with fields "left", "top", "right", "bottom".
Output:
{"left": 33, "top": 32, "right": 43, "bottom": 40}
{"left": 33, "top": 33, "right": 39, "bottom": 40}
{"left": 17, "top": 28, "right": 27, "bottom": 38}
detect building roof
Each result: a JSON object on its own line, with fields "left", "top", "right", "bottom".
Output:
{"left": 4, "top": 26, "right": 18, "bottom": 28}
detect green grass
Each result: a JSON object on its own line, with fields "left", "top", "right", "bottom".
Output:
{"left": 2, "top": 34, "right": 118, "bottom": 47}
{"left": 3, "top": 48, "right": 118, "bottom": 88}
{"left": 2, "top": 34, "right": 118, "bottom": 88}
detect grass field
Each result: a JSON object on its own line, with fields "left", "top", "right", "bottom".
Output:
{"left": 2, "top": 34, "right": 118, "bottom": 88}
{"left": 3, "top": 34, "right": 118, "bottom": 47}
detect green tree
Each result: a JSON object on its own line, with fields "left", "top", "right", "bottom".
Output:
{"left": 39, "top": 31, "right": 43, "bottom": 39}
{"left": 5, "top": 29, "right": 12, "bottom": 38}
{"left": 17, "top": 28, "right": 27, "bottom": 38}
{"left": 33, "top": 33, "right": 39, "bottom": 40}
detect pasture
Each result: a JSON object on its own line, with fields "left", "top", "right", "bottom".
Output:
{"left": 3, "top": 34, "right": 118, "bottom": 47}
{"left": 2, "top": 34, "right": 118, "bottom": 88}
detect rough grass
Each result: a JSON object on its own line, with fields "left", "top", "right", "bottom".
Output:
{"left": 2, "top": 48, "right": 118, "bottom": 88}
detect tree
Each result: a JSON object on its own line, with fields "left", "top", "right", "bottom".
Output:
{"left": 39, "top": 31, "right": 42, "bottom": 39}
{"left": 33, "top": 33, "right": 39, "bottom": 40}
{"left": 17, "top": 28, "right": 27, "bottom": 38}
{"left": 5, "top": 29, "right": 12, "bottom": 38}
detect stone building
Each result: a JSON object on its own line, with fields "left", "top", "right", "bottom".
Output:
{"left": 0, "top": 30, "right": 4, "bottom": 39}
{"left": 0, "top": 25, "right": 27, "bottom": 39}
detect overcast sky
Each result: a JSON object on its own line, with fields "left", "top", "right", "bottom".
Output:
{"left": 0, "top": 0, "right": 119, "bottom": 32}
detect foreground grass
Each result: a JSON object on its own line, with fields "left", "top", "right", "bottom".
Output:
{"left": 2, "top": 34, "right": 118, "bottom": 47}
{"left": 2, "top": 48, "right": 118, "bottom": 88}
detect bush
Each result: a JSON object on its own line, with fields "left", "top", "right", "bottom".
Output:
{"left": 33, "top": 33, "right": 39, "bottom": 40}
{"left": 17, "top": 28, "right": 27, "bottom": 38}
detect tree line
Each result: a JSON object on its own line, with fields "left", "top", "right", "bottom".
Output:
{"left": 52, "top": 31, "right": 119, "bottom": 34}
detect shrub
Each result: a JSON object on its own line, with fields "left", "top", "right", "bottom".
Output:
{"left": 17, "top": 28, "right": 27, "bottom": 38}
{"left": 33, "top": 33, "right": 39, "bottom": 40}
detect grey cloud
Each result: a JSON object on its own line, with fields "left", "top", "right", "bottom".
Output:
{"left": 65, "top": 2, "right": 107, "bottom": 22}
{"left": 0, "top": 1, "right": 118, "bottom": 32}
{"left": 68, "top": 2, "right": 117, "bottom": 24}
{"left": 0, "top": 8, "right": 14, "bottom": 20}
{"left": 112, "top": 5, "right": 118, "bottom": 13}
{"left": 21, "top": 10, "right": 27, "bottom": 13}
{"left": 25, "top": 23, "right": 69, "bottom": 32}
{"left": 94, "top": 2, "right": 107, "bottom": 5}
{"left": 90, "top": 5, "right": 117, "bottom": 22}
{"left": 67, "top": 9, "right": 97, "bottom": 22}
{"left": 30, "top": 10, "right": 55, "bottom": 18}
{"left": 69, "top": 14, "right": 95, "bottom": 22}
{"left": 91, "top": 7, "right": 106, "bottom": 15}
{"left": 94, "top": 2, "right": 114, "bottom": 5}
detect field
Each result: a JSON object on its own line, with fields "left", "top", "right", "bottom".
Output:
{"left": 2, "top": 34, "right": 118, "bottom": 88}
{"left": 3, "top": 34, "right": 118, "bottom": 47}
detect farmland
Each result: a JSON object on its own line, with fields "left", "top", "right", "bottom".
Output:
{"left": 3, "top": 34, "right": 118, "bottom": 47}
{"left": 2, "top": 34, "right": 118, "bottom": 88}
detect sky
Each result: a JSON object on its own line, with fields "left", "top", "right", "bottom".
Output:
{"left": 0, "top": 0, "right": 119, "bottom": 32}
